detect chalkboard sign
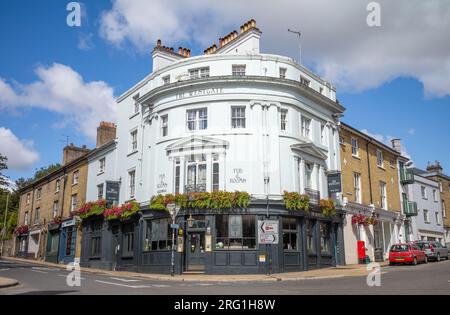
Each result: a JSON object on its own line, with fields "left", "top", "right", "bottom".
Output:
{"left": 105, "top": 181, "right": 120, "bottom": 208}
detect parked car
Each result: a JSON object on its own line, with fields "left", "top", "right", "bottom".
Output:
{"left": 389, "top": 243, "right": 427, "bottom": 265}
{"left": 414, "top": 241, "right": 449, "bottom": 262}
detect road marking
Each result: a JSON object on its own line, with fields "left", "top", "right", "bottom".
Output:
{"left": 0, "top": 268, "right": 10, "bottom": 272}
{"left": 31, "top": 270, "right": 48, "bottom": 274}
{"left": 152, "top": 284, "right": 170, "bottom": 288}
{"left": 110, "top": 277, "right": 141, "bottom": 282}
{"left": 32, "top": 267, "right": 56, "bottom": 271}
{"left": 95, "top": 280, "right": 152, "bottom": 289}
{"left": 57, "top": 274, "right": 86, "bottom": 280}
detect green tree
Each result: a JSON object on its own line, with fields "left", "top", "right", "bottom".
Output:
{"left": 0, "top": 154, "right": 8, "bottom": 188}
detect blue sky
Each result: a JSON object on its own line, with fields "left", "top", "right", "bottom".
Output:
{"left": 1, "top": 0, "right": 449, "bottom": 182}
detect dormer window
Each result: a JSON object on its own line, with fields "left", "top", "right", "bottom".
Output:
{"left": 162, "top": 75, "right": 170, "bottom": 85}
{"left": 133, "top": 93, "right": 140, "bottom": 114}
{"left": 279, "top": 67, "right": 287, "bottom": 79}
{"left": 300, "top": 76, "right": 310, "bottom": 87}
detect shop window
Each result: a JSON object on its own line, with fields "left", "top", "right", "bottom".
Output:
{"left": 215, "top": 215, "right": 256, "bottom": 250}
{"left": 212, "top": 154, "right": 220, "bottom": 192}
{"left": 174, "top": 161, "right": 181, "bottom": 193}
{"left": 122, "top": 224, "right": 135, "bottom": 257}
{"left": 306, "top": 220, "right": 316, "bottom": 255}
{"left": 65, "top": 227, "right": 74, "bottom": 256}
{"left": 90, "top": 221, "right": 102, "bottom": 257}
{"left": 47, "top": 232, "right": 59, "bottom": 254}
{"left": 144, "top": 218, "right": 172, "bottom": 251}
{"left": 282, "top": 217, "right": 298, "bottom": 251}
{"left": 320, "top": 222, "right": 331, "bottom": 255}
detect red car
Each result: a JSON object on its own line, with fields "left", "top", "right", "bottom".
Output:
{"left": 389, "top": 243, "right": 428, "bottom": 265}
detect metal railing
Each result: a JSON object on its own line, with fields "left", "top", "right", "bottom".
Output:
{"left": 403, "top": 200, "right": 418, "bottom": 217}
{"left": 185, "top": 184, "right": 207, "bottom": 193}
{"left": 305, "top": 188, "right": 320, "bottom": 205}
{"left": 400, "top": 168, "right": 415, "bottom": 185}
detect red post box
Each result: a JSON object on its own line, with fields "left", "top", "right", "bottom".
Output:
{"left": 357, "top": 240, "right": 366, "bottom": 261}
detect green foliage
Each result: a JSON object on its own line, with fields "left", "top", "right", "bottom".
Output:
{"left": 283, "top": 191, "right": 310, "bottom": 211}
{"left": 0, "top": 154, "right": 8, "bottom": 187}
{"left": 319, "top": 199, "right": 337, "bottom": 216}
{"left": 150, "top": 191, "right": 251, "bottom": 211}
{"left": 33, "top": 164, "right": 61, "bottom": 181}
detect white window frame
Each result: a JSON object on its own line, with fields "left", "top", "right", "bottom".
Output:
{"left": 162, "top": 75, "right": 170, "bottom": 85}
{"left": 71, "top": 194, "right": 78, "bottom": 212}
{"left": 376, "top": 149, "right": 384, "bottom": 168}
{"left": 128, "top": 170, "right": 136, "bottom": 199}
{"left": 52, "top": 201, "right": 58, "bottom": 218}
{"left": 421, "top": 186, "right": 427, "bottom": 199}
{"left": 354, "top": 173, "right": 361, "bottom": 203}
{"left": 442, "top": 200, "right": 447, "bottom": 218}
{"left": 280, "top": 109, "right": 288, "bottom": 132}
{"left": 72, "top": 170, "right": 79, "bottom": 185}
{"left": 161, "top": 114, "right": 169, "bottom": 137}
{"left": 351, "top": 137, "right": 359, "bottom": 157}
{"left": 186, "top": 154, "right": 207, "bottom": 191}
{"left": 26, "top": 194, "right": 30, "bottom": 204}
{"left": 186, "top": 108, "right": 208, "bottom": 131}
{"left": 132, "top": 93, "right": 140, "bottom": 115}
{"left": 232, "top": 65, "right": 246, "bottom": 76}
{"left": 423, "top": 209, "right": 430, "bottom": 223}
{"left": 99, "top": 158, "right": 106, "bottom": 174}
{"left": 436, "top": 211, "right": 441, "bottom": 225}
{"left": 130, "top": 129, "right": 138, "bottom": 153}
{"left": 55, "top": 179, "right": 61, "bottom": 193}
{"left": 279, "top": 67, "right": 287, "bottom": 79}
{"left": 36, "top": 188, "right": 42, "bottom": 200}
{"left": 300, "top": 76, "right": 310, "bottom": 87}
{"left": 189, "top": 67, "right": 209, "bottom": 79}
{"left": 231, "top": 106, "right": 246, "bottom": 129}
{"left": 24, "top": 212, "right": 29, "bottom": 225}
{"left": 301, "top": 116, "right": 311, "bottom": 139}
{"left": 433, "top": 189, "right": 438, "bottom": 202}
{"left": 380, "top": 181, "right": 387, "bottom": 209}
{"left": 97, "top": 183, "right": 104, "bottom": 200}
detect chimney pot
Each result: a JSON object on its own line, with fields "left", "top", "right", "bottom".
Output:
{"left": 391, "top": 138, "right": 402, "bottom": 153}
{"left": 157, "top": 39, "right": 161, "bottom": 47}
{"left": 178, "top": 47, "right": 183, "bottom": 55}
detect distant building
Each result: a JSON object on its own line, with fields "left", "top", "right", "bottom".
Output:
{"left": 339, "top": 123, "right": 411, "bottom": 264}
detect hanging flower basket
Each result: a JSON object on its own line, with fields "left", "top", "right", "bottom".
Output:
{"left": 319, "top": 199, "right": 337, "bottom": 216}
{"left": 104, "top": 201, "right": 140, "bottom": 221}
{"left": 14, "top": 225, "right": 29, "bottom": 236}
{"left": 283, "top": 191, "right": 310, "bottom": 211}
{"left": 73, "top": 199, "right": 107, "bottom": 219}
{"left": 351, "top": 213, "right": 378, "bottom": 226}
{"left": 149, "top": 191, "right": 250, "bottom": 211}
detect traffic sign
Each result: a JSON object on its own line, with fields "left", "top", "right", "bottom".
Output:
{"left": 258, "top": 220, "right": 279, "bottom": 244}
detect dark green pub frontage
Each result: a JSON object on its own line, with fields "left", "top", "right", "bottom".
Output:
{"left": 80, "top": 200, "right": 345, "bottom": 274}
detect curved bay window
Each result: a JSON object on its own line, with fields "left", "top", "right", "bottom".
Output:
{"left": 215, "top": 215, "right": 256, "bottom": 250}
{"left": 320, "top": 222, "right": 331, "bottom": 256}
{"left": 282, "top": 217, "right": 298, "bottom": 251}
{"left": 306, "top": 220, "right": 316, "bottom": 255}
{"left": 143, "top": 218, "right": 173, "bottom": 251}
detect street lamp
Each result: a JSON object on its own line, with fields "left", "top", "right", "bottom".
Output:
{"left": 167, "top": 203, "right": 180, "bottom": 277}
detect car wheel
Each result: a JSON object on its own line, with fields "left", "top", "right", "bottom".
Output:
{"left": 437, "top": 253, "right": 441, "bottom": 262}
{"left": 412, "top": 257, "right": 417, "bottom": 265}
{"left": 389, "top": 262, "right": 396, "bottom": 266}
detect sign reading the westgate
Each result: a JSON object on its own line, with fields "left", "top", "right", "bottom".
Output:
{"left": 176, "top": 88, "right": 223, "bottom": 100}
{"left": 106, "top": 181, "right": 120, "bottom": 208}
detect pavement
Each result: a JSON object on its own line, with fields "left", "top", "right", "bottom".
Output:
{"left": 0, "top": 256, "right": 387, "bottom": 282}
{"left": 0, "top": 258, "right": 449, "bottom": 295}
{"left": 0, "top": 276, "right": 18, "bottom": 289}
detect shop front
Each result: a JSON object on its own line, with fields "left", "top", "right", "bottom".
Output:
{"left": 58, "top": 218, "right": 78, "bottom": 264}
{"left": 45, "top": 224, "right": 60, "bottom": 263}
{"left": 80, "top": 202, "right": 345, "bottom": 275}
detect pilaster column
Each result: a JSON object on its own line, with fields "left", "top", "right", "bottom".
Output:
{"left": 312, "top": 163, "right": 319, "bottom": 191}
{"left": 299, "top": 158, "right": 305, "bottom": 194}
{"left": 318, "top": 165, "right": 325, "bottom": 199}
{"left": 179, "top": 156, "right": 185, "bottom": 194}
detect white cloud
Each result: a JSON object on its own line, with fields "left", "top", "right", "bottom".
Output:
{"left": 0, "top": 127, "right": 40, "bottom": 171}
{"left": 99, "top": 0, "right": 450, "bottom": 98}
{"left": 0, "top": 63, "right": 117, "bottom": 140}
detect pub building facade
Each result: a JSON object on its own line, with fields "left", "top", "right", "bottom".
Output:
{"left": 80, "top": 19, "right": 346, "bottom": 274}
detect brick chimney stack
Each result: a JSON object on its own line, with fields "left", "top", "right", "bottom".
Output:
{"left": 391, "top": 138, "right": 402, "bottom": 153}
{"left": 63, "top": 143, "right": 90, "bottom": 165}
{"left": 96, "top": 121, "right": 117, "bottom": 148}
{"left": 426, "top": 160, "right": 443, "bottom": 174}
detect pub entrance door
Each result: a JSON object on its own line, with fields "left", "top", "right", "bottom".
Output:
{"left": 186, "top": 232, "right": 205, "bottom": 271}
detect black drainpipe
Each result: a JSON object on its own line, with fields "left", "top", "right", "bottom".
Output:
{"left": 366, "top": 140, "right": 374, "bottom": 204}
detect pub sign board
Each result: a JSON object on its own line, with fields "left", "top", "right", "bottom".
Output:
{"left": 327, "top": 172, "right": 342, "bottom": 195}
{"left": 105, "top": 181, "right": 120, "bottom": 208}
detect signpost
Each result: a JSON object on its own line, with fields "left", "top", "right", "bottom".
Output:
{"left": 167, "top": 203, "right": 180, "bottom": 277}
{"left": 258, "top": 220, "right": 279, "bottom": 245}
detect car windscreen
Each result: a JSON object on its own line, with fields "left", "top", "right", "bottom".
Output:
{"left": 416, "top": 243, "right": 430, "bottom": 249}
{"left": 390, "top": 245, "right": 409, "bottom": 252}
